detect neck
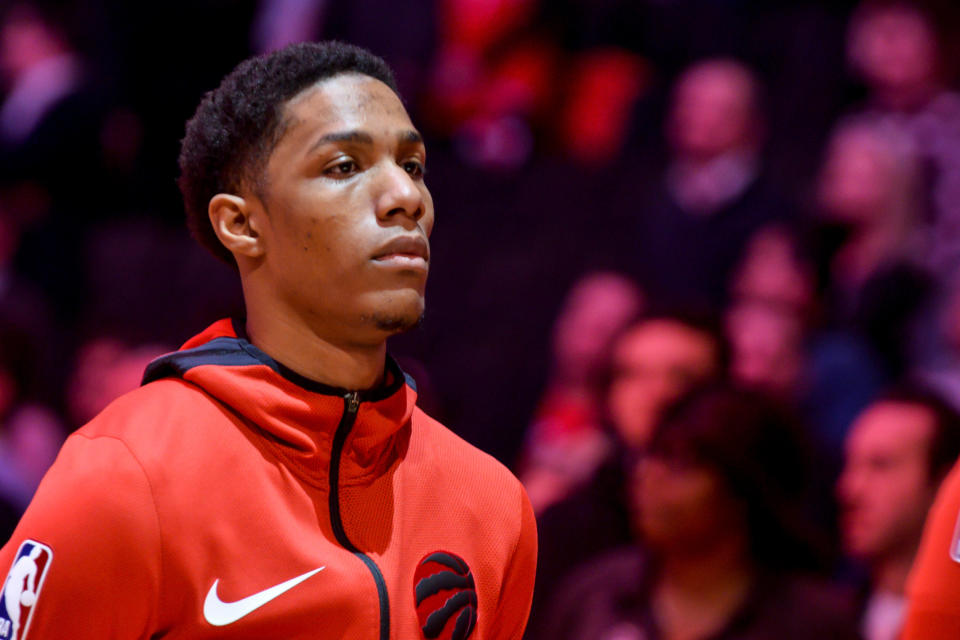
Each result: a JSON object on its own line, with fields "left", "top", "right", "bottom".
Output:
{"left": 877, "top": 81, "right": 939, "bottom": 113}
{"left": 244, "top": 301, "right": 388, "bottom": 391}
{"left": 551, "top": 366, "right": 595, "bottom": 397}
{"left": 657, "top": 533, "right": 753, "bottom": 598}
{"left": 841, "top": 219, "right": 906, "bottom": 282}
{"left": 653, "top": 535, "right": 754, "bottom": 640}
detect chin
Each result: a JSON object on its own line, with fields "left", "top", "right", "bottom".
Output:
{"left": 372, "top": 311, "right": 424, "bottom": 334}
{"left": 373, "top": 297, "right": 426, "bottom": 334}
{"left": 359, "top": 289, "right": 425, "bottom": 334}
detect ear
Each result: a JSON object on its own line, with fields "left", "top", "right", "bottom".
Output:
{"left": 208, "top": 193, "right": 265, "bottom": 259}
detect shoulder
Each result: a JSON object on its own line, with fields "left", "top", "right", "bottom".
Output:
{"left": 409, "top": 407, "right": 524, "bottom": 494}
{"left": 753, "top": 574, "right": 859, "bottom": 637}
{"left": 81, "top": 378, "right": 217, "bottom": 435}
{"left": 558, "top": 547, "right": 646, "bottom": 601}
{"left": 534, "top": 547, "right": 646, "bottom": 640}
{"left": 78, "top": 378, "right": 236, "bottom": 456}
{"left": 408, "top": 407, "right": 537, "bottom": 554}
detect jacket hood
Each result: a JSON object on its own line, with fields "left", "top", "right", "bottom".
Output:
{"left": 141, "top": 319, "right": 418, "bottom": 487}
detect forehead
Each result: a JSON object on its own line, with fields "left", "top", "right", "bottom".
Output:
{"left": 278, "top": 73, "right": 414, "bottom": 145}
{"left": 860, "top": 7, "right": 931, "bottom": 38}
{"left": 676, "top": 66, "right": 752, "bottom": 105}
{"left": 616, "top": 321, "right": 714, "bottom": 364}
{"left": 849, "top": 401, "right": 934, "bottom": 452}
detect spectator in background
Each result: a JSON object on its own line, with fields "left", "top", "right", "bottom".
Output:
{"left": 0, "top": 321, "right": 63, "bottom": 542}
{"left": 251, "top": 0, "right": 436, "bottom": 106}
{"left": 728, "top": 225, "right": 885, "bottom": 453}
{"left": 614, "top": 58, "right": 794, "bottom": 311}
{"left": 538, "top": 385, "right": 858, "bottom": 640}
{"left": 0, "top": 2, "right": 111, "bottom": 319}
{"left": 726, "top": 227, "right": 816, "bottom": 402}
{"left": 847, "top": 0, "right": 960, "bottom": 281}
{"left": 0, "top": 205, "right": 56, "bottom": 394}
{"left": 815, "top": 118, "right": 932, "bottom": 379}
{"left": 520, "top": 271, "right": 643, "bottom": 515}
{"left": 528, "top": 311, "right": 727, "bottom": 636}
{"left": 606, "top": 313, "right": 726, "bottom": 450}
{"left": 918, "top": 277, "right": 960, "bottom": 407}
{"left": 839, "top": 385, "right": 960, "bottom": 640}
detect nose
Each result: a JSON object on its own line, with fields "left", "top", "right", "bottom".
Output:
{"left": 374, "top": 161, "right": 426, "bottom": 226}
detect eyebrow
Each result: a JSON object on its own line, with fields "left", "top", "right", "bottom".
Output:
{"left": 305, "top": 129, "right": 424, "bottom": 156}
{"left": 399, "top": 130, "right": 424, "bottom": 145}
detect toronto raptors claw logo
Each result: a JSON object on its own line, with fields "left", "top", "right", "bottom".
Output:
{"left": 413, "top": 551, "right": 477, "bottom": 640}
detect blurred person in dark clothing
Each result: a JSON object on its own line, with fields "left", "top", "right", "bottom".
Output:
{"left": 0, "top": 2, "right": 112, "bottom": 319}
{"left": 528, "top": 311, "right": 727, "bottom": 637}
{"left": 728, "top": 225, "right": 885, "bottom": 451}
{"left": 847, "top": 0, "right": 960, "bottom": 280}
{"left": 520, "top": 272, "right": 643, "bottom": 515}
{"left": 537, "top": 385, "right": 859, "bottom": 640}
{"left": 0, "top": 321, "right": 64, "bottom": 543}
{"left": 726, "top": 228, "right": 812, "bottom": 401}
{"left": 837, "top": 385, "right": 960, "bottom": 640}
{"left": 612, "top": 58, "right": 795, "bottom": 311}
{"left": 0, "top": 206, "right": 57, "bottom": 394}
{"left": 251, "top": 0, "right": 436, "bottom": 104}
{"left": 815, "top": 118, "right": 933, "bottom": 380}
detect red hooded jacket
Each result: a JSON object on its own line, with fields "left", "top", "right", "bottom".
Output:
{"left": 0, "top": 319, "right": 537, "bottom": 639}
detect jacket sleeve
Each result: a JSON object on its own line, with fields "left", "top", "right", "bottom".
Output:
{"left": 902, "top": 462, "right": 960, "bottom": 639}
{"left": 0, "top": 433, "right": 162, "bottom": 639}
{"left": 488, "top": 484, "right": 537, "bottom": 640}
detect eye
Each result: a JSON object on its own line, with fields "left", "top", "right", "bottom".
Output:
{"left": 325, "top": 159, "right": 358, "bottom": 177}
{"left": 402, "top": 159, "right": 426, "bottom": 179}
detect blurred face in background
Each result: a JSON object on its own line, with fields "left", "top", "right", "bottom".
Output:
{"left": 633, "top": 453, "right": 745, "bottom": 554}
{"left": 731, "top": 227, "right": 814, "bottom": 311}
{"left": 551, "top": 273, "right": 642, "bottom": 384}
{"left": 0, "top": 6, "right": 63, "bottom": 85}
{"left": 848, "top": 4, "right": 939, "bottom": 107}
{"left": 607, "top": 320, "right": 718, "bottom": 447}
{"left": 726, "top": 300, "right": 803, "bottom": 396}
{"left": 838, "top": 401, "right": 938, "bottom": 562}
{"left": 817, "top": 126, "right": 909, "bottom": 227}
{"left": 667, "top": 60, "right": 758, "bottom": 163}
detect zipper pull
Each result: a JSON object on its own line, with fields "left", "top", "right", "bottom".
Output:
{"left": 345, "top": 391, "right": 360, "bottom": 414}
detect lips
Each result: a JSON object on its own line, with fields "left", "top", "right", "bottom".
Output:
{"left": 372, "top": 235, "right": 430, "bottom": 264}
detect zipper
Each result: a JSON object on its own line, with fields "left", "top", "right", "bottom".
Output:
{"left": 329, "top": 391, "right": 390, "bottom": 640}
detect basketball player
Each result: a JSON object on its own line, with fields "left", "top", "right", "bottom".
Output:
{"left": 0, "top": 42, "right": 536, "bottom": 639}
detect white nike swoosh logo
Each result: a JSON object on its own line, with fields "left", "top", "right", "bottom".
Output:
{"left": 203, "top": 566, "right": 326, "bottom": 626}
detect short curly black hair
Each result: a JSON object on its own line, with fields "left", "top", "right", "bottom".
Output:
{"left": 178, "top": 41, "right": 398, "bottom": 265}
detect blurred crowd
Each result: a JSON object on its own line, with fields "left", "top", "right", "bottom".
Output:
{"left": 3, "top": 0, "right": 960, "bottom": 638}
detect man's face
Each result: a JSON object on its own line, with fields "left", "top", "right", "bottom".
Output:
{"left": 850, "top": 7, "right": 937, "bottom": 96}
{"left": 607, "top": 320, "right": 718, "bottom": 447}
{"left": 551, "top": 274, "right": 641, "bottom": 380}
{"left": 726, "top": 300, "right": 802, "bottom": 394}
{"left": 667, "top": 63, "right": 756, "bottom": 162}
{"left": 633, "top": 455, "right": 742, "bottom": 553}
{"left": 250, "top": 73, "right": 433, "bottom": 344}
{"left": 838, "top": 401, "right": 937, "bottom": 561}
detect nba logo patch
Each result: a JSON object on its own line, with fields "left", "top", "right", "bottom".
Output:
{"left": 0, "top": 541, "right": 53, "bottom": 640}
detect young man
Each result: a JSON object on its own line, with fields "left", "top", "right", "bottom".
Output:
{"left": 838, "top": 386, "right": 960, "bottom": 640}
{"left": 0, "top": 42, "right": 537, "bottom": 639}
